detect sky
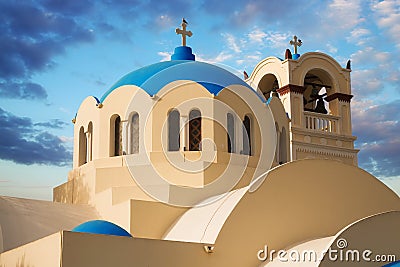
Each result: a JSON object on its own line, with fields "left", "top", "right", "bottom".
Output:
{"left": 0, "top": 0, "right": 399, "bottom": 200}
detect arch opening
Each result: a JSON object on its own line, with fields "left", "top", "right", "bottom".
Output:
{"left": 303, "top": 69, "right": 333, "bottom": 115}
{"left": 258, "top": 74, "right": 279, "bottom": 99}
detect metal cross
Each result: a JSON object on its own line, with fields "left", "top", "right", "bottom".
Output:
{"left": 175, "top": 18, "right": 193, "bottom": 46}
{"left": 289, "top": 35, "right": 302, "bottom": 54}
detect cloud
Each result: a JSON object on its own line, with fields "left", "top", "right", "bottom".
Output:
{"left": 351, "top": 47, "right": 399, "bottom": 96}
{"left": 352, "top": 69, "right": 383, "bottom": 95}
{"left": 371, "top": 0, "right": 400, "bottom": 48}
{"left": 196, "top": 51, "right": 233, "bottom": 64}
{"left": 207, "top": 29, "right": 292, "bottom": 73}
{"left": 222, "top": 33, "right": 242, "bottom": 53}
{"left": 199, "top": 0, "right": 365, "bottom": 42}
{"left": 34, "top": 119, "right": 68, "bottom": 129}
{"left": 158, "top": 51, "right": 172, "bottom": 61}
{"left": 351, "top": 47, "right": 390, "bottom": 66}
{"left": 0, "top": 107, "right": 72, "bottom": 166}
{"left": 0, "top": 82, "right": 48, "bottom": 100}
{"left": 248, "top": 29, "right": 267, "bottom": 44}
{"left": 0, "top": 1, "right": 94, "bottom": 100}
{"left": 346, "top": 28, "right": 372, "bottom": 46}
{"left": 59, "top": 136, "right": 74, "bottom": 143}
{"left": 326, "top": 44, "right": 338, "bottom": 54}
{"left": 324, "top": 0, "right": 364, "bottom": 30}
{"left": 265, "top": 32, "right": 292, "bottom": 50}
{"left": 203, "top": 0, "right": 315, "bottom": 29}
{"left": 236, "top": 52, "right": 262, "bottom": 68}
{"left": 353, "top": 100, "right": 400, "bottom": 178}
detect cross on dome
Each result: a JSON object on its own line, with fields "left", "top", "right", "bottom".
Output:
{"left": 175, "top": 18, "right": 193, "bottom": 46}
{"left": 289, "top": 35, "right": 302, "bottom": 54}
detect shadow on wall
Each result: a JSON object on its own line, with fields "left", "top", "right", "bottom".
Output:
{"left": 0, "top": 254, "right": 34, "bottom": 267}
{"left": 16, "top": 255, "right": 33, "bottom": 267}
{"left": 53, "top": 168, "right": 91, "bottom": 205}
{"left": 71, "top": 171, "right": 91, "bottom": 204}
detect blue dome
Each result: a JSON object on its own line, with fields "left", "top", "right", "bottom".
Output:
{"left": 100, "top": 59, "right": 263, "bottom": 102}
{"left": 72, "top": 220, "right": 132, "bottom": 237}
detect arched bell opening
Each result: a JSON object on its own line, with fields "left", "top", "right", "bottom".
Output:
{"left": 258, "top": 74, "right": 279, "bottom": 99}
{"left": 303, "top": 69, "right": 334, "bottom": 115}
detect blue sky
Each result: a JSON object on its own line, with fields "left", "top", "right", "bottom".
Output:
{"left": 0, "top": 0, "right": 399, "bottom": 200}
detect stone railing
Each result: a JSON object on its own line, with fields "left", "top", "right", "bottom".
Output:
{"left": 303, "top": 111, "right": 340, "bottom": 134}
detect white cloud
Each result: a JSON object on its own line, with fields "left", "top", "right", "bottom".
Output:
{"left": 196, "top": 51, "right": 233, "bottom": 64}
{"left": 352, "top": 69, "right": 383, "bottom": 95}
{"left": 59, "top": 136, "right": 74, "bottom": 143}
{"left": 213, "top": 52, "right": 233, "bottom": 63}
{"left": 248, "top": 28, "right": 267, "bottom": 44}
{"left": 236, "top": 54, "right": 261, "bottom": 66}
{"left": 326, "top": 43, "right": 338, "bottom": 54}
{"left": 265, "top": 32, "right": 292, "bottom": 50}
{"left": 325, "top": 0, "right": 364, "bottom": 30}
{"left": 318, "top": 0, "right": 364, "bottom": 40}
{"left": 222, "top": 33, "right": 242, "bottom": 53}
{"left": 374, "top": 51, "right": 391, "bottom": 62}
{"left": 351, "top": 46, "right": 400, "bottom": 97}
{"left": 351, "top": 47, "right": 391, "bottom": 65}
{"left": 352, "top": 99, "right": 400, "bottom": 179}
{"left": 346, "top": 28, "right": 371, "bottom": 45}
{"left": 157, "top": 51, "right": 171, "bottom": 61}
{"left": 234, "top": 51, "right": 263, "bottom": 71}
{"left": 371, "top": 0, "right": 400, "bottom": 48}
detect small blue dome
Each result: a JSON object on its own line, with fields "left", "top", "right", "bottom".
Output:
{"left": 171, "top": 46, "right": 195, "bottom": 60}
{"left": 100, "top": 58, "right": 263, "bottom": 103}
{"left": 72, "top": 220, "right": 132, "bottom": 237}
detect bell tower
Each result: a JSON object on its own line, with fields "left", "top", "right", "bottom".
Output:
{"left": 247, "top": 37, "right": 358, "bottom": 165}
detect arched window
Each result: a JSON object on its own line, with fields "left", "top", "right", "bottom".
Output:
{"left": 242, "top": 115, "right": 252, "bottom": 155}
{"left": 87, "top": 122, "right": 93, "bottom": 162}
{"left": 78, "top": 126, "right": 87, "bottom": 166}
{"left": 130, "top": 113, "right": 139, "bottom": 154}
{"left": 189, "top": 109, "right": 202, "bottom": 151}
{"left": 168, "top": 109, "right": 180, "bottom": 151}
{"left": 110, "top": 115, "right": 121, "bottom": 156}
{"left": 227, "top": 113, "right": 235, "bottom": 153}
{"left": 279, "top": 127, "right": 287, "bottom": 164}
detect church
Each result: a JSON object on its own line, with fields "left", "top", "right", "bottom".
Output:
{"left": 1, "top": 20, "right": 399, "bottom": 267}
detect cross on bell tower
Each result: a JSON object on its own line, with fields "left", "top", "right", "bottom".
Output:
{"left": 289, "top": 35, "right": 302, "bottom": 55}
{"left": 175, "top": 18, "right": 193, "bottom": 46}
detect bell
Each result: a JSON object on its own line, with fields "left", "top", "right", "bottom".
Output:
{"left": 314, "top": 98, "right": 328, "bottom": 114}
